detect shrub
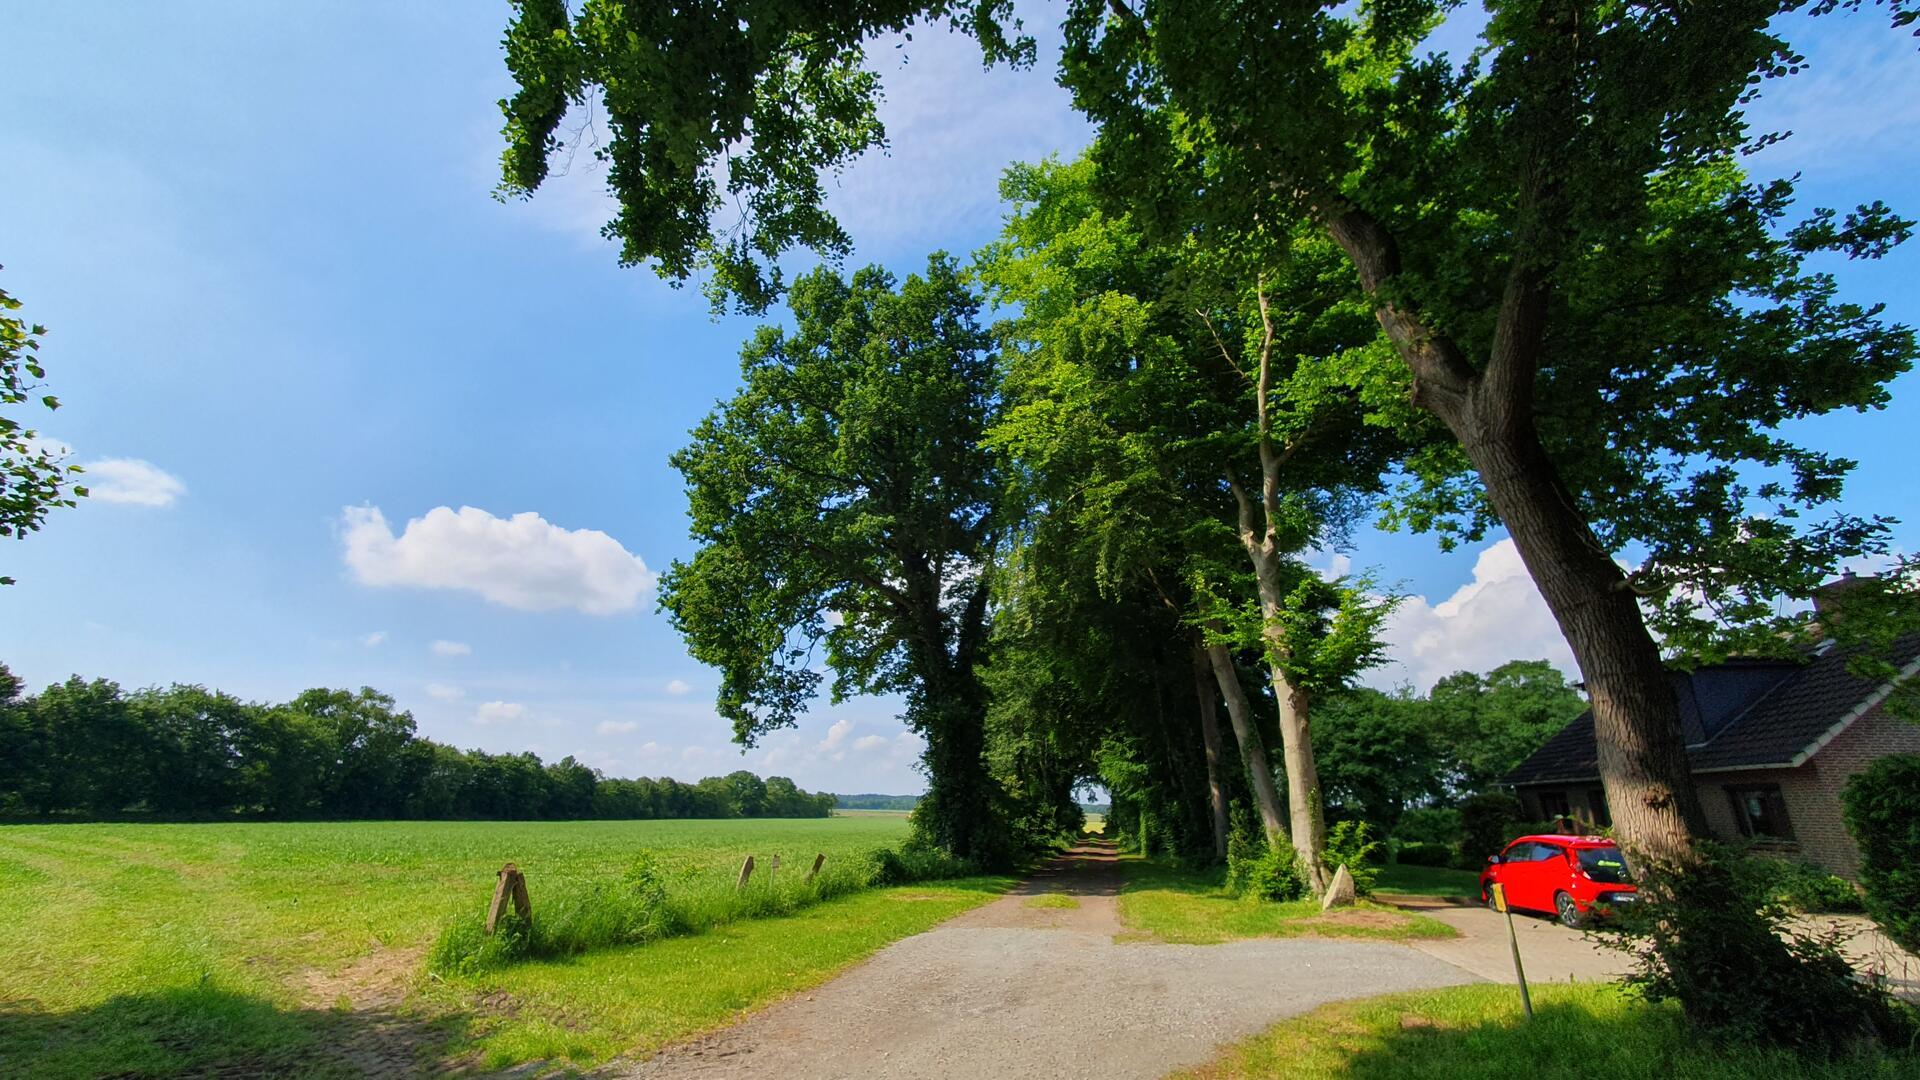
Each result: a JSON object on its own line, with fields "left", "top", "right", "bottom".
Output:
{"left": 1394, "top": 841, "right": 1455, "bottom": 868}
{"left": 1323, "top": 820, "right": 1382, "bottom": 896}
{"left": 1458, "top": 791, "right": 1523, "bottom": 867}
{"left": 1236, "top": 843, "right": 1308, "bottom": 902}
{"left": 1394, "top": 807, "right": 1462, "bottom": 848}
{"left": 1760, "top": 859, "right": 1864, "bottom": 915}
{"left": 1843, "top": 754, "right": 1920, "bottom": 954}
{"left": 1594, "top": 843, "right": 1917, "bottom": 1053}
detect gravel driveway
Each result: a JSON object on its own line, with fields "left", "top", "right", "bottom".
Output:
{"left": 613, "top": 843, "right": 1479, "bottom": 1080}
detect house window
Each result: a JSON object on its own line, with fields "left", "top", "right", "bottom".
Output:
{"left": 1536, "top": 790, "right": 1571, "bottom": 822}
{"left": 1585, "top": 789, "right": 1611, "bottom": 829}
{"left": 1726, "top": 784, "right": 1794, "bottom": 841}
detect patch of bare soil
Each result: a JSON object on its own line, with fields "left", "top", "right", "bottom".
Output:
{"left": 296, "top": 944, "right": 443, "bottom": 1075}
{"left": 1297, "top": 909, "right": 1408, "bottom": 932}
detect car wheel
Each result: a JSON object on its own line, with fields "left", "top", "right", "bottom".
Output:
{"left": 1554, "top": 891, "right": 1583, "bottom": 928}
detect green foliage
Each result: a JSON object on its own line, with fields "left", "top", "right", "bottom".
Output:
{"left": 0, "top": 667, "right": 833, "bottom": 821}
{"left": 1393, "top": 806, "right": 1462, "bottom": 848}
{"left": 1311, "top": 688, "right": 1444, "bottom": 838}
{"left": 1226, "top": 814, "right": 1306, "bottom": 902}
{"left": 1758, "top": 859, "right": 1865, "bottom": 915}
{"left": 1321, "top": 820, "right": 1382, "bottom": 896}
{"left": 1, "top": 272, "right": 85, "bottom": 584}
{"left": 1119, "top": 858, "right": 1453, "bottom": 944}
{"left": 1597, "top": 844, "right": 1917, "bottom": 1053}
{"left": 1458, "top": 791, "right": 1524, "bottom": 867}
{"left": 1426, "top": 661, "right": 1587, "bottom": 793}
{"left": 1391, "top": 842, "right": 1454, "bottom": 869}
{"left": 1843, "top": 754, "right": 1920, "bottom": 953}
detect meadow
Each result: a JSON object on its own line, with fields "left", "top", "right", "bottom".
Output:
{"left": 0, "top": 816, "right": 1012, "bottom": 1076}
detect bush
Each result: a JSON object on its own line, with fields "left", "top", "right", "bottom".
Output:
{"left": 1843, "top": 754, "right": 1920, "bottom": 954}
{"left": 1394, "top": 841, "right": 1455, "bottom": 868}
{"left": 1458, "top": 791, "right": 1523, "bottom": 867}
{"left": 1323, "top": 820, "right": 1382, "bottom": 896}
{"left": 1760, "top": 859, "right": 1864, "bottom": 915}
{"left": 1235, "top": 843, "right": 1308, "bottom": 902}
{"left": 1394, "top": 807, "right": 1462, "bottom": 848}
{"left": 1595, "top": 843, "right": 1917, "bottom": 1053}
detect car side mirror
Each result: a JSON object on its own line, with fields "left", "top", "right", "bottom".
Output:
{"left": 1486, "top": 854, "right": 1501, "bottom": 865}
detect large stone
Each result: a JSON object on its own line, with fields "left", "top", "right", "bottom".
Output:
{"left": 1320, "top": 863, "right": 1357, "bottom": 910}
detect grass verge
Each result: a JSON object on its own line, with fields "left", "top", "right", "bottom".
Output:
{"left": 1119, "top": 858, "right": 1455, "bottom": 944}
{"left": 1024, "top": 892, "right": 1080, "bottom": 910}
{"left": 1171, "top": 982, "right": 1919, "bottom": 1079}
{"left": 427, "top": 876, "right": 1013, "bottom": 1071}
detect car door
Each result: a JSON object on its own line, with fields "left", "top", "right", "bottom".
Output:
{"left": 1528, "top": 842, "right": 1570, "bottom": 911}
{"left": 1497, "top": 841, "right": 1540, "bottom": 910}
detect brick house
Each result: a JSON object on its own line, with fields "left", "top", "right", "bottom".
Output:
{"left": 1504, "top": 633, "right": 1920, "bottom": 879}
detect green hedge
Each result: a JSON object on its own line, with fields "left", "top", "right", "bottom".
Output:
{"left": 1842, "top": 754, "right": 1920, "bottom": 954}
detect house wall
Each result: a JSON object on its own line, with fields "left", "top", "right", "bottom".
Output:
{"left": 1520, "top": 703, "right": 1920, "bottom": 880}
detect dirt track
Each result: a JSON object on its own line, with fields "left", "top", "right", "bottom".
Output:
{"left": 612, "top": 841, "right": 1478, "bottom": 1080}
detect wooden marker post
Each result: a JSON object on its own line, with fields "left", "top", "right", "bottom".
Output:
{"left": 736, "top": 855, "right": 755, "bottom": 890}
{"left": 806, "top": 853, "right": 826, "bottom": 884}
{"left": 1489, "top": 882, "right": 1533, "bottom": 1019}
{"left": 770, "top": 854, "right": 781, "bottom": 886}
{"left": 486, "top": 862, "right": 532, "bottom": 935}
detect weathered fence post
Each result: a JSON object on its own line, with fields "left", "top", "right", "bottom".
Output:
{"left": 806, "top": 853, "right": 826, "bottom": 884}
{"left": 736, "top": 854, "right": 755, "bottom": 890}
{"left": 770, "top": 854, "right": 781, "bottom": 887}
{"left": 485, "top": 862, "right": 532, "bottom": 935}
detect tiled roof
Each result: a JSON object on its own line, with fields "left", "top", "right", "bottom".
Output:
{"left": 1505, "top": 634, "right": 1920, "bottom": 786}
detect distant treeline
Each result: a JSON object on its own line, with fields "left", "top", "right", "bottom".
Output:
{"left": 834, "top": 793, "right": 920, "bottom": 811}
{"left": 0, "top": 665, "right": 833, "bottom": 821}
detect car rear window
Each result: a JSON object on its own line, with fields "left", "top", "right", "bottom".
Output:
{"left": 1577, "top": 846, "right": 1632, "bottom": 884}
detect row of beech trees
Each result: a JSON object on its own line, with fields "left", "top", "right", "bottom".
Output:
{"left": 0, "top": 665, "right": 832, "bottom": 821}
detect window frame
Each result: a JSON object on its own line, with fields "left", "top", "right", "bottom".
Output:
{"left": 1725, "top": 783, "right": 1795, "bottom": 842}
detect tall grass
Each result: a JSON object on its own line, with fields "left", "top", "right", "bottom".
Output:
{"left": 429, "top": 843, "right": 977, "bottom": 974}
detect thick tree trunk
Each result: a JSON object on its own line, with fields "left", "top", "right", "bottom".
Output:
{"left": 1203, "top": 634, "right": 1287, "bottom": 845}
{"left": 1190, "top": 642, "right": 1231, "bottom": 859}
{"left": 1452, "top": 411, "right": 1707, "bottom": 859}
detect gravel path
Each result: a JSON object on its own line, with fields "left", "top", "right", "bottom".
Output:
{"left": 614, "top": 842, "right": 1479, "bottom": 1080}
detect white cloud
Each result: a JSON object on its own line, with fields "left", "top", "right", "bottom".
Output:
{"left": 81, "top": 458, "right": 185, "bottom": 507}
{"left": 473, "top": 700, "right": 528, "bottom": 726}
{"left": 430, "top": 639, "right": 471, "bottom": 657}
{"left": 341, "top": 505, "right": 656, "bottom": 615}
{"left": 360, "top": 631, "right": 388, "bottom": 648}
{"left": 425, "top": 682, "right": 464, "bottom": 701}
{"left": 597, "top": 719, "right": 639, "bottom": 735}
{"left": 819, "top": 717, "right": 855, "bottom": 752}
{"left": 664, "top": 678, "right": 693, "bottom": 696}
{"left": 852, "top": 734, "right": 890, "bottom": 752}
{"left": 1366, "top": 539, "right": 1577, "bottom": 693}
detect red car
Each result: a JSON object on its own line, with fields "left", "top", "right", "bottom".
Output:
{"left": 1479, "top": 834, "right": 1637, "bottom": 927}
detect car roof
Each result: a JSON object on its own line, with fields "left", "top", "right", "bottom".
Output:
{"left": 1510, "top": 834, "right": 1616, "bottom": 847}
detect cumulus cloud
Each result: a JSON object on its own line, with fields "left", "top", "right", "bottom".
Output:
{"left": 430, "top": 640, "right": 471, "bottom": 657}
{"left": 1367, "top": 539, "right": 1577, "bottom": 693}
{"left": 820, "top": 717, "right": 855, "bottom": 752}
{"left": 360, "top": 631, "right": 388, "bottom": 648}
{"left": 597, "top": 720, "right": 639, "bottom": 735}
{"left": 425, "top": 682, "right": 464, "bottom": 701}
{"left": 473, "top": 701, "right": 528, "bottom": 726}
{"left": 852, "top": 734, "right": 890, "bottom": 752}
{"left": 664, "top": 678, "right": 693, "bottom": 696}
{"left": 341, "top": 505, "right": 656, "bottom": 615}
{"left": 81, "top": 458, "right": 186, "bottom": 507}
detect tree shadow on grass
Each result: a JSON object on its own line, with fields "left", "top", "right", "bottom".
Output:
{"left": 0, "top": 983, "right": 472, "bottom": 1078}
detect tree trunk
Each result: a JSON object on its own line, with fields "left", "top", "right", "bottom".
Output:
{"left": 1270, "top": 666, "right": 1328, "bottom": 892}
{"left": 1203, "top": 633, "right": 1287, "bottom": 845}
{"left": 1451, "top": 408, "right": 1707, "bottom": 860}
{"left": 1190, "top": 642, "right": 1231, "bottom": 859}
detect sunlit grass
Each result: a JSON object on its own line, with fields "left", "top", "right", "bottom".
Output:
{"left": 0, "top": 818, "right": 1010, "bottom": 1075}
{"left": 1374, "top": 863, "right": 1482, "bottom": 898}
{"left": 1171, "top": 983, "right": 1917, "bottom": 1079}
{"left": 1023, "top": 892, "right": 1080, "bottom": 910}
{"left": 1118, "top": 857, "right": 1455, "bottom": 944}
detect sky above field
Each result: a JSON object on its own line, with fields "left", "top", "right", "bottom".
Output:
{"left": 2, "top": 4, "right": 1916, "bottom": 796}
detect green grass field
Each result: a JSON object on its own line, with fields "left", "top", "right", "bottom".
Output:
{"left": 0, "top": 817, "right": 1011, "bottom": 1076}
{"left": 1117, "top": 858, "right": 1456, "bottom": 944}
{"left": 1172, "top": 983, "right": 1918, "bottom": 1079}
{"left": 1374, "top": 863, "right": 1483, "bottom": 898}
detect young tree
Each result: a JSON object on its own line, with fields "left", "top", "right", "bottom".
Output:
{"left": 659, "top": 256, "right": 1008, "bottom": 858}
{"left": 2, "top": 272, "right": 85, "bottom": 584}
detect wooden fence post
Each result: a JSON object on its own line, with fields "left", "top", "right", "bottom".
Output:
{"left": 486, "top": 862, "right": 532, "bottom": 935}
{"left": 770, "top": 855, "right": 781, "bottom": 887}
{"left": 736, "top": 854, "right": 755, "bottom": 890}
{"left": 806, "top": 853, "right": 826, "bottom": 884}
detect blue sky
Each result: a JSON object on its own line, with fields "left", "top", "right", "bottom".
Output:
{"left": 1, "top": 4, "right": 1914, "bottom": 795}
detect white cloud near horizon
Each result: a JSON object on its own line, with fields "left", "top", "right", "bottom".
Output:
{"left": 1366, "top": 539, "right": 1577, "bottom": 693}
{"left": 597, "top": 719, "right": 639, "bottom": 735}
{"left": 81, "top": 457, "right": 186, "bottom": 506}
{"left": 341, "top": 504, "right": 656, "bottom": 615}
{"left": 430, "top": 639, "right": 471, "bottom": 657}
{"left": 425, "top": 682, "right": 464, "bottom": 701}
